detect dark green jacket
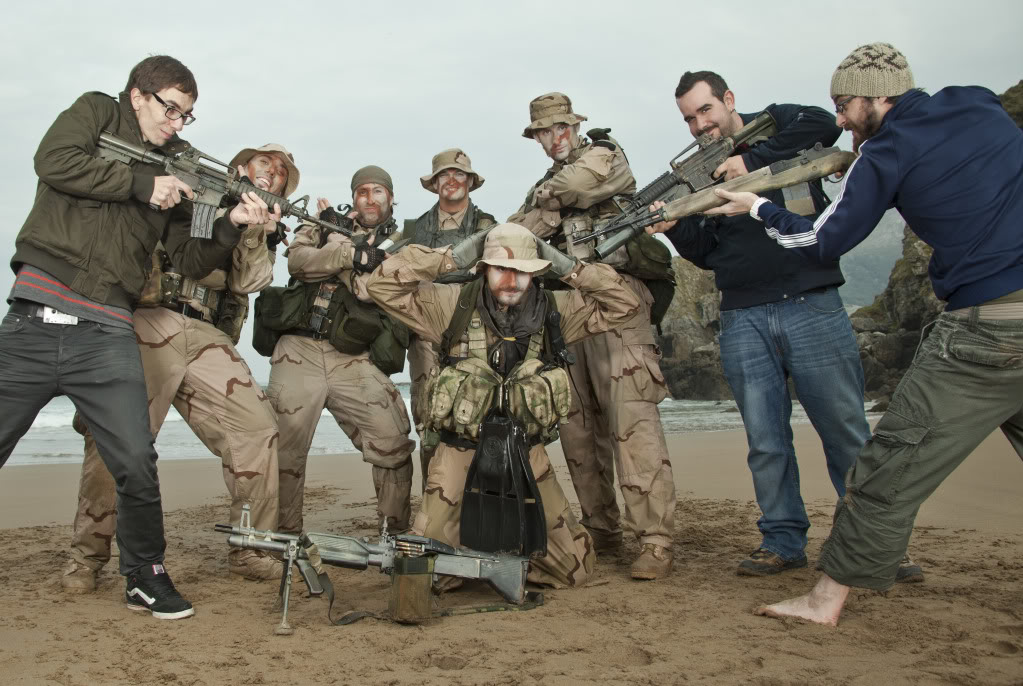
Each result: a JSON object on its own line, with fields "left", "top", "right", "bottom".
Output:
{"left": 11, "top": 91, "right": 243, "bottom": 309}
{"left": 401, "top": 201, "right": 496, "bottom": 283}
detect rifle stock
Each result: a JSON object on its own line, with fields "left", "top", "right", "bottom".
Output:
{"left": 594, "top": 146, "right": 854, "bottom": 258}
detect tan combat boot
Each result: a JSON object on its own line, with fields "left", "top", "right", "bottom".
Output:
{"left": 630, "top": 544, "right": 673, "bottom": 580}
{"left": 61, "top": 559, "right": 98, "bottom": 594}
{"left": 228, "top": 550, "right": 282, "bottom": 581}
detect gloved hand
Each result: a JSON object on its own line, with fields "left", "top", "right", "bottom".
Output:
{"left": 353, "top": 245, "right": 386, "bottom": 273}
{"left": 319, "top": 205, "right": 341, "bottom": 225}
{"left": 536, "top": 238, "right": 578, "bottom": 278}
{"left": 450, "top": 227, "right": 494, "bottom": 269}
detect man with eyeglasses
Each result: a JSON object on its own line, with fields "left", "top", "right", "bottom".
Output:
{"left": 645, "top": 71, "right": 917, "bottom": 580}
{"left": 699, "top": 43, "right": 1023, "bottom": 626}
{"left": 392, "top": 149, "right": 496, "bottom": 486}
{"left": 60, "top": 143, "right": 300, "bottom": 593}
{"left": 0, "top": 55, "right": 276, "bottom": 620}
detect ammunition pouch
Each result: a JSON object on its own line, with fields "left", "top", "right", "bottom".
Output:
{"left": 252, "top": 281, "right": 315, "bottom": 356}
{"left": 369, "top": 316, "right": 410, "bottom": 376}
{"left": 506, "top": 359, "right": 571, "bottom": 443}
{"left": 424, "top": 357, "right": 502, "bottom": 443}
{"left": 215, "top": 293, "right": 249, "bottom": 345}
{"left": 622, "top": 233, "right": 676, "bottom": 327}
{"left": 562, "top": 213, "right": 629, "bottom": 268}
{"left": 328, "top": 287, "right": 384, "bottom": 355}
{"left": 424, "top": 358, "right": 570, "bottom": 446}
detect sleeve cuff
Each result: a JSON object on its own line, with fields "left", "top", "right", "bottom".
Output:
{"left": 750, "top": 197, "right": 771, "bottom": 222}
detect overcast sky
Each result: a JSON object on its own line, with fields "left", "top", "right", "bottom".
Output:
{"left": 2, "top": 1, "right": 1020, "bottom": 381}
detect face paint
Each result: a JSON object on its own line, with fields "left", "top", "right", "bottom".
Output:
{"left": 353, "top": 182, "right": 393, "bottom": 226}
{"left": 244, "top": 153, "right": 289, "bottom": 195}
{"left": 433, "top": 168, "right": 470, "bottom": 202}
{"left": 534, "top": 123, "right": 577, "bottom": 161}
{"left": 485, "top": 265, "right": 531, "bottom": 308}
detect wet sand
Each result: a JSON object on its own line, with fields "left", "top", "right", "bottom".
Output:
{"left": 1, "top": 426, "right": 1021, "bottom": 685}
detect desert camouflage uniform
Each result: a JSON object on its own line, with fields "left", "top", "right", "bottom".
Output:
{"left": 69, "top": 215, "right": 281, "bottom": 572}
{"left": 365, "top": 244, "right": 641, "bottom": 586}
{"left": 268, "top": 218, "right": 414, "bottom": 534}
{"left": 395, "top": 201, "right": 497, "bottom": 485}
{"left": 509, "top": 130, "right": 677, "bottom": 553}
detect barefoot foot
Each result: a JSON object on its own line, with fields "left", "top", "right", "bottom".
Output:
{"left": 754, "top": 574, "right": 849, "bottom": 626}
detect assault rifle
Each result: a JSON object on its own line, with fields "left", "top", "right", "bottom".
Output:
{"left": 597, "top": 144, "right": 856, "bottom": 239}
{"left": 215, "top": 505, "right": 531, "bottom": 633}
{"left": 96, "top": 132, "right": 355, "bottom": 240}
{"left": 572, "top": 111, "right": 777, "bottom": 260}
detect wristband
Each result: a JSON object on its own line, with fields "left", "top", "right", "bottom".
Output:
{"left": 750, "top": 197, "right": 770, "bottom": 222}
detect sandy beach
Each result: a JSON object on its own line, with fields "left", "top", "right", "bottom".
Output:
{"left": 1, "top": 426, "right": 1021, "bottom": 685}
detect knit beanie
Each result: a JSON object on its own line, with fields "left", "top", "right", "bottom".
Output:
{"left": 830, "top": 43, "right": 915, "bottom": 98}
{"left": 350, "top": 165, "right": 393, "bottom": 194}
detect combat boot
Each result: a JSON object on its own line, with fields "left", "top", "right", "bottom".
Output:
{"left": 228, "top": 550, "right": 281, "bottom": 580}
{"left": 630, "top": 543, "right": 673, "bottom": 580}
{"left": 588, "top": 529, "right": 624, "bottom": 555}
{"left": 61, "top": 559, "right": 97, "bottom": 594}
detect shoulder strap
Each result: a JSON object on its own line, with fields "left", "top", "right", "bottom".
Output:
{"left": 438, "top": 277, "right": 485, "bottom": 362}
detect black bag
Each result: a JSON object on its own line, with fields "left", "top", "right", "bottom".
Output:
{"left": 251, "top": 283, "right": 312, "bottom": 357}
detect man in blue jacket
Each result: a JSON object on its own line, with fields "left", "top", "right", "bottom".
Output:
{"left": 650, "top": 71, "right": 880, "bottom": 577}
{"left": 703, "top": 42, "right": 1023, "bottom": 625}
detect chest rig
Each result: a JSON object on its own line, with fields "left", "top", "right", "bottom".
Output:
{"left": 419, "top": 280, "right": 573, "bottom": 446}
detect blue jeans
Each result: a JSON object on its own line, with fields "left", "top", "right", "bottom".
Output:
{"left": 719, "top": 287, "right": 871, "bottom": 561}
{"left": 0, "top": 307, "right": 166, "bottom": 574}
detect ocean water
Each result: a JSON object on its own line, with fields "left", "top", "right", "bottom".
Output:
{"left": 4, "top": 383, "right": 878, "bottom": 467}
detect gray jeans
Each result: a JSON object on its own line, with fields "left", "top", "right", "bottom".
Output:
{"left": 819, "top": 307, "right": 1023, "bottom": 589}
{"left": 0, "top": 307, "right": 165, "bottom": 574}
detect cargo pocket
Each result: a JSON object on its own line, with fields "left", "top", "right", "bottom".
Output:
{"left": 849, "top": 411, "right": 930, "bottom": 506}
{"left": 948, "top": 328, "right": 1023, "bottom": 369}
{"left": 623, "top": 345, "right": 669, "bottom": 404}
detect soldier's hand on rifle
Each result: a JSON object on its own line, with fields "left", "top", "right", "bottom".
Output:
{"left": 713, "top": 155, "right": 749, "bottom": 181}
{"left": 450, "top": 226, "right": 494, "bottom": 269}
{"left": 704, "top": 189, "right": 760, "bottom": 217}
{"left": 644, "top": 200, "right": 676, "bottom": 235}
{"left": 229, "top": 191, "right": 282, "bottom": 227}
{"left": 535, "top": 237, "right": 578, "bottom": 278}
{"left": 150, "top": 176, "right": 194, "bottom": 210}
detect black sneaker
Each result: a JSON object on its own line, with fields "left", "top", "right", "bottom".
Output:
{"left": 737, "top": 548, "right": 808, "bottom": 576}
{"left": 125, "top": 563, "right": 194, "bottom": 620}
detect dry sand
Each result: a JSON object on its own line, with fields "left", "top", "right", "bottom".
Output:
{"left": 1, "top": 426, "right": 1021, "bottom": 685}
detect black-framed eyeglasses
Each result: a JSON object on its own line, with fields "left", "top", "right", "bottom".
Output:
{"left": 834, "top": 95, "right": 857, "bottom": 115}
{"left": 147, "top": 92, "right": 196, "bottom": 125}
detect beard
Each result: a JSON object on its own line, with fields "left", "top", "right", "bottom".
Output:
{"left": 851, "top": 108, "right": 884, "bottom": 154}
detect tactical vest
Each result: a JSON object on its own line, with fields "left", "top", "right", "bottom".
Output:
{"left": 404, "top": 202, "right": 496, "bottom": 284}
{"left": 136, "top": 243, "right": 247, "bottom": 344}
{"left": 419, "top": 279, "right": 572, "bottom": 446}
{"left": 548, "top": 134, "right": 677, "bottom": 327}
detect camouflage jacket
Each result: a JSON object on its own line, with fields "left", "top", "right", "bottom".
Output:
{"left": 363, "top": 245, "right": 640, "bottom": 355}
{"left": 507, "top": 135, "right": 636, "bottom": 240}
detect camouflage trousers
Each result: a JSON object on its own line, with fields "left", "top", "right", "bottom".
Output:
{"left": 560, "top": 277, "right": 676, "bottom": 549}
{"left": 414, "top": 441, "right": 595, "bottom": 588}
{"left": 407, "top": 335, "right": 439, "bottom": 489}
{"left": 266, "top": 335, "right": 415, "bottom": 534}
{"left": 70, "top": 307, "right": 280, "bottom": 570}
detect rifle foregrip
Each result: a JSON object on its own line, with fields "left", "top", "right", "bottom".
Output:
{"left": 632, "top": 171, "right": 682, "bottom": 209}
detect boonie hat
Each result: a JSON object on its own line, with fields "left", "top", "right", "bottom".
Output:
{"left": 522, "top": 92, "right": 588, "bottom": 139}
{"left": 477, "top": 223, "right": 550, "bottom": 275}
{"left": 421, "top": 148, "right": 485, "bottom": 191}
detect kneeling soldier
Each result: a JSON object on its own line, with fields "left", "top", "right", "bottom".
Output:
{"left": 364, "top": 223, "right": 641, "bottom": 587}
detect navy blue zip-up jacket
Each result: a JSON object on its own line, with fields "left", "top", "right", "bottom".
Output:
{"left": 665, "top": 103, "right": 844, "bottom": 310}
{"left": 760, "top": 87, "right": 1023, "bottom": 309}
